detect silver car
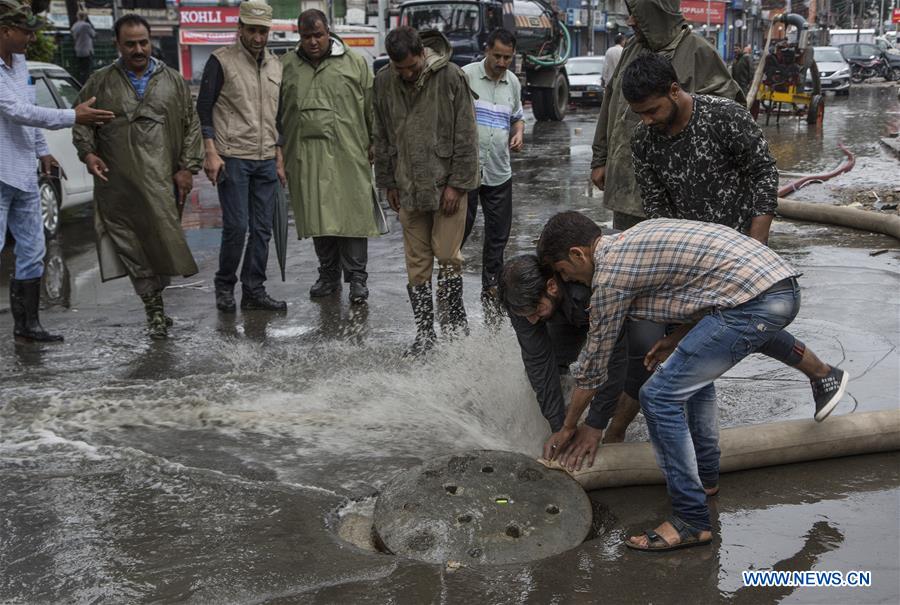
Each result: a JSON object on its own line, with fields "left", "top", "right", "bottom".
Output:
{"left": 809, "top": 46, "right": 851, "bottom": 95}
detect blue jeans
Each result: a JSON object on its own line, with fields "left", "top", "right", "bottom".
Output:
{"left": 0, "top": 182, "right": 44, "bottom": 280}
{"left": 214, "top": 157, "right": 277, "bottom": 297}
{"left": 638, "top": 281, "right": 801, "bottom": 531}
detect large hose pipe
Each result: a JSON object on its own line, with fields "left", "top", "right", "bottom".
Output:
{"left": 777, "top": 197, "right": 900, "bottom": 240}
{"left": 555, "top": 410, "right": 900, "bottom": 490}
{"left": 525, "top": 21, "right": 572, "bottom": 67}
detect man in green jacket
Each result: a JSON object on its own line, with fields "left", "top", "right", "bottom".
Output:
{"left": 590, "top": 0, "right": 743, "bottom": 229}
{"left": 278, "top": 9, "right": 379, "bottom": 304}
{"left": 731, "top": 45, "right": 753, "bottom": 94}
{"left": 374, "top": 27, "right": 479, "bottom": 356}
{"left": 74, "top": 14, "right": 202, "bottom": 340}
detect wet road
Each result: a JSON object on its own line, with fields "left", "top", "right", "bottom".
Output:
{"left": 1, "top": 87, "right": 898, "bottom": 603}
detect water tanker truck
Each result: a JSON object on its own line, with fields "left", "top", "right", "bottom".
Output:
{"left": 373, "top": 0, "right": 572, "bottom": 121}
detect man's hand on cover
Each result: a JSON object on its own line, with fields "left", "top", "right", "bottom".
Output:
{"left": 557, "top": 424, "right": 604, "bottom": 471}
{"left": 542, "top": 426, "right": 576, "bottom": 462}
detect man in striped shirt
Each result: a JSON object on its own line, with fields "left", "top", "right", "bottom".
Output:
{"left": 537, "top": 212, "right": 848, "bottom": 552}
{"left": 462, "top": 28, "right": 524, "bottom": 318}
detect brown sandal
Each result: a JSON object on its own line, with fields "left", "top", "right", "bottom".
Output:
{"left": 625, "top": 517, "right": 713, "bottom": 552}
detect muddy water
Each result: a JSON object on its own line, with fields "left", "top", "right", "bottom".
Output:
{"left": 1, "top": 88, "right": 898, "bottom": 603}
{"left": 762, "top": 85, "right": 900, "bottom": 200}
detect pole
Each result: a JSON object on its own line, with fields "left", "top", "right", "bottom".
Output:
{"left": 377, "top": 0, "right": 386, "bottom": 55}
{"left": 746, "top": 18, "right": 775, "bottom": 109}
{"left": 589, "top": 1, "right": 594, "bottom": 55}
{"left": 706, "top": 0, "right": 711, "bottom": 40}
{"left": 880, "top": 0, "right": 886, "bottom": 34}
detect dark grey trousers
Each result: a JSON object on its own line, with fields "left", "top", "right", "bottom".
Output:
{"left": 313, "top": 236, "right": 368, "bottom": 283}
{"left": 463, "top": 178, "right": 513, "bottom": 289}
{"left": 612, "top": 211, "right": 644, "bottom": 231}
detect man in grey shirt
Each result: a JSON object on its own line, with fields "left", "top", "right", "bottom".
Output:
{"left": 70, "top": 11, "right": 94, "bottom": 84}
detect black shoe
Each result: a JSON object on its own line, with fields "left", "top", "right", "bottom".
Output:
{"left": 812, "top": 367, "right": 849, "bottom": 422}
{"left": 349, "top": 280, "right": 369, "bottom": 304}
{"left": 10, "top": 278, "right": 63, "bottom": 342}
{"left": 215, "top": 290, "right": 236, "bottom": 313}
{"left": 309, "top": 277, "right": 341, "bottom": 298}
{"left": 241, "top": 292, "right": 287, "bottom": 312}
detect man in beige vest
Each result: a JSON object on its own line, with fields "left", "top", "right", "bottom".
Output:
{"left": 197, "top": 1, "right": 285, "bottom": 313}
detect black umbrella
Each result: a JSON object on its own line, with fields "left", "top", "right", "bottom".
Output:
{"left": 274, "top": 185, "right": 289, "bottom": 281}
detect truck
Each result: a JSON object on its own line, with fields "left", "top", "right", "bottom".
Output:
{"left": 373, "top": 0, "right": 572, "bottom": 121}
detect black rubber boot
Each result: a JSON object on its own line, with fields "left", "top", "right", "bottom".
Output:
{"left": 404, "top": 282, "right": 437, "bottom": 358}
{"left": 10, "top": 278, "right": 63, "bottom": 342}
{"left": 436, "top": 270, "right": 469, "bottom": 338}
{"left": 140, "top": 291, "right": 168, "bottom": 340}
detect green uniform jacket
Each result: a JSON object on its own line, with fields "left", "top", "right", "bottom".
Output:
{"left": 73, "top": 60, "right": 201, "bottom": 281}
{"left": 280, "top": 38, "right": 380, "bottom": 238}
{"left": 591, "top": 0, "right": 744, "bottom": 218}
{"left": 373, "top": 31, "right": 479, "bottom": 212}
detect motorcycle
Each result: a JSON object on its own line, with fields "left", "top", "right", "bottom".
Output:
{"left": 848, "top": 56, "right": 892, "bottom": 82}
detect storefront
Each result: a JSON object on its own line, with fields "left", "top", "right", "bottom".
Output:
{"left": 178, "top": 6, "right": 242, "bottom": 81}
{"left": 681, "top": 0, "right": 727, "bottom": 55}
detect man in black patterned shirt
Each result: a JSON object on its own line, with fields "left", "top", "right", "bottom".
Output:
{"left": 624, "top": 53, "right": 777, "bottom": 244}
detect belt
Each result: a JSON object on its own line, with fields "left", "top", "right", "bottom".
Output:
{"left": 764, "top": 277, "right": 797, "bottom": 294}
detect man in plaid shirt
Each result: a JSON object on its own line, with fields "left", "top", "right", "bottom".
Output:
{"left": 537, "top": 212, "right": 848, "bottom": 552}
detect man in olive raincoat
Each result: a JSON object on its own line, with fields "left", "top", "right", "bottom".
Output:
{"left": 74, "top": 14, "right": 201, "bottom": 340}
{"left": 374, "top": 26, "right": 479, "bottom": 356}
{"left": 278, "top": 9, "right": 379, "bottom": 304}
{"left": 590, "top": 0, "right": 744, "bottom": 230}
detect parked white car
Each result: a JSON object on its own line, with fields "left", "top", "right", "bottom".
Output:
{"left": 27, "top": 61, "right": 94, "bottom": 236}
{"left": 809, "top": 47, "right": 851, "bottom": 95}
{"left": 566, "top": 56, "right": 605, "bottom": 106}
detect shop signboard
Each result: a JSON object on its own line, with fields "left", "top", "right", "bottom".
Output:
{"left": 179, "top": 6, "right": 241, "bottom": 28}
{"left": 680, "top": 0, "right": 726, "bottom": 26}
{"left": 179, "top": 30, "right": 238, "bottom": 45}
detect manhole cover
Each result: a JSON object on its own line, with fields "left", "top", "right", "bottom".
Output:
{"left": 373, "top": 450, "right": 592, "bottom": 565}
